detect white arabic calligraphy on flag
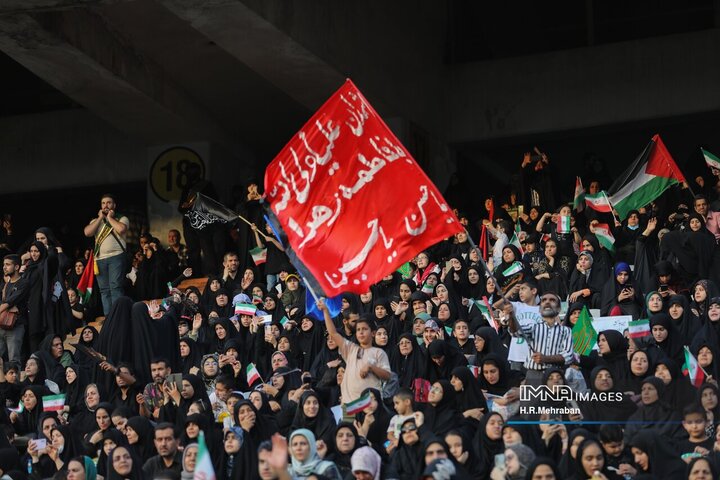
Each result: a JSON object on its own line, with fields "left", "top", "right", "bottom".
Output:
{"left": 264, "top": 79, "right": 462, "bottom": 296}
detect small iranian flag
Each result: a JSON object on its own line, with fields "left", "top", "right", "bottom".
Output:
{"left": 467, "top": 365, "right": 479, "bottom": 379}
{"left": 246, "top": 363, "right": 262, "bottom": 386}
{"left": 249, "top": 246, "right": 267, "bottom": 266}
{"left": 556, "top": 215, "right": 571, "bottom": 234}
{"left": 593, "top": 223, "right": 616, "bottom": 252}
{"left": 235, "top": 303, "right": 257, "bottom": 316}
{"left": 42, "top": 394, "right": 66, "bottom": 412}
{"left": 502, "top": 261, "right": 523, "bottom": 277}
{"left": 509, "top": 232, "right": 524, "bottom": 255}
{"left": 194, "top": 431, "right": 216, "bottom": 480}
{"left": 628, "top": 319, "right": 650, "bottom": 339}
{"left": 76, "top": 251, "right": 95, "bottom": 305}
{"left": 584, "top": 192, "right": 613, "bottom": 213}
{"left": 9, "top": 402, "right": 23, "bottom": 414}
{"left": 683, "top": 346, "right": 707, "bottom": 388}
{"left": 345, "top": 393, "right": 372, "bottom": 414}
{"left": 702, "top": 148, "right": 720, "bottom": 171}
{"left": 573, "top": 176, "right": 585, "bottom": 212}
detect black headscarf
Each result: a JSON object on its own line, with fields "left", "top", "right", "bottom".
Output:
{"left": 106, "top": 445, "right": 143, "bottom": 480}
{"left": 477, "top": 353, "right": 519, "bottom": 396}
{"left": 290, "top": 390, "right": 336, "bottom": 447}
{"left": 179, "top": 337, "right": 203, "bottom": 375}
{"left": 628, "top": 430, "right": 686, "bottom": 479}
{"left": 420, "top": 379, "right": 465, "bottom": 438}
{"left": 666, "top": 294, "right": 702, "bottom": 345}
{"left": 450, "top": 366, "right": 488, "bottom": 414}
{"left": 472, "top": 327, "right": 508, "bottom": 365}
{"left": 232, "top": 399, "right": 279, "bottom": 480}
{"left": 389, "top": 333, "right": 427, "bottom": 389}
{"left": 473, "top": 412, "right": 505, "bottom": 479}
{"left": 653, "top": 357, "right": 696, "bottom": 412}
{"left": 355, "top": 388, "right": 392, "bottom": 446}
{"left": 390, "top": 418, "right": 423, "bottom": 480}
{"left": 649, "top": 313, "right": 684, "bottom": 365}
{"left": 295, "top": 315, "right": 326, "bottom": 372}
{"left": 526, "top": 457, "right": 562, "bottom": 480}
{"left": 327, "top": 422, "right": 365, "bottom": 478}
{"left": 125, "top": 416, "right": 156, "bottom": 462}
{"left": 426, "top": 339, "right": 467, "bottom": 383}
{"left": 624, "top": 376, "right": 684, "bottom": 443}
{"left": 578, "top": 367, "right": 636, "bottom": 424}
{"left": 558, "top": 428, "right": 595, "bottom": 479}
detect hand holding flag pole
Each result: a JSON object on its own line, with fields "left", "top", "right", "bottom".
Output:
{"left": 601, "top": 191, "right": 622, "bottom": 226}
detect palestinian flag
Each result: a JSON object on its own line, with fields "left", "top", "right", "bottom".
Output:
{"left": 234, "top": 303, "right": 257, "bottom": 316}
{"left": 683, "top": 346, "right": 706, "bottom": 388}
{"left": 246, "top": 363, "right": 262, "bottom": 386}
{"left": 194, "top": 431, "right": 216, "bottom": 480}
{"left": 584, "top": 192, "right": 613, "bottom": 213}
{"left": 702, "top": 148, "right": 720, "bottom": 171}
{"left": 593, "top": 223, "right": 616, "bottom": 253}
{"left": 502, "top": 261, "right": 523, "bottom": 277}
{"left": 573, "top": 176, "right": 585, "bottom": 212}
{"left": 249, "top": 247, "right": 267, "bottom": 266}
{"left": 608, "top": 134, "right": 686, "bottom": 220}
{"left": 628, "top": 319, "right": 650, "bottom": 339}
{"left": 572, "top": 306, "right": 596, "bottom": 356}
{"left": 556, "top": 216, "right": 571, "bottom": 234}
{"left": 76, "top": 252, "right": 95, "bottom": 305}
{"left": 42, "top": 394, "right": 65, "bottom": 412}
{"left": 346, "top": 393, "right": 372, "bottom": 414}
{"left": 509, "top": 232, "right": 524, "bottom": 255}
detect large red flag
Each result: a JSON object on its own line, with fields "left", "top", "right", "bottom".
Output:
{"left": 264, "top": 80, "right": 462, "bottom": 297}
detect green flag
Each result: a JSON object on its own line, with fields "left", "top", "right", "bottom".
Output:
{"left": 572, "top": 306, "right": 597, "bottom": 356}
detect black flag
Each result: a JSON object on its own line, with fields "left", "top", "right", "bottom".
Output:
{"left": 184, "top": 192, "right": 238, "bottom": 230}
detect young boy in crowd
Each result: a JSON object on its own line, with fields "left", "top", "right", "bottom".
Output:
{"left": 678, "top": 404, "right": 714, "bottom": 460}
{"left": 598, "top": 424, "right": 636, "bottom": 477}
{"left": 386, "top": 388, "right": 423, "bottom": 453}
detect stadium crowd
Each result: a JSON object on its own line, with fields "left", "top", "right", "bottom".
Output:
{"left": 0, "top": 152, "right": 720, "bottom": 480}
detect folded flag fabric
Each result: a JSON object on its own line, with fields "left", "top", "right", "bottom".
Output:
{"left": 502, "top": 261, "right": 524, "bottom": 277}
{"left": 249, "top": 246, "right": 267, "bottom": 266}
{"left": 608, "top": 134, "right": 686, "bottom": 220}
{"left": 234, "top": 303, "right": 257, "bottom": 316}
{"left": 573, "top": 176, "right": 585, "bottom": 212}
{"left": 467, "top": 365, "right": 480, "bottom": 379}
{"left": 77, "top": 251, "right": 95, "bottom": 305}
{"left": 628, "top": 319, "right": 650, "bottom": 339}
{"left": 280, "top": 316, "right": 289, "bottom": 326}
{"left": 683, "top": 346, "right": 706, "bottom": 388}
{"left": 702, "top": 148, "right": 720, "bottom": 171}
{"left": 572, "top": 306, "right": 597, "bottom": 356}
{"left": 593, "top": 223, "right": 616, "bottom": 253}
{"left": 509, "top": 232, "right": 524, "bottom": 255}
{"left": 304, "top": 289, "right": 344, "bottom": 320}
{"left": 584, "top": 192, "right": 613, "bottom": 213}
{"left": 185, "top": 192, "right": 237, "bottom": 231}
{"left": 397, "top": 262, "right": 414, "bottom": 279}
{"left": 43, "top": 394, "right": 66, "bottom": 412}
{"left": 556, "top": 216, "right": 571, "bottom": 234}
{"left": 346, "top": 393, "right": 372, "bottom": 414}
{"left": 246, "top": 363, "right": 262, "bottom": 386}
{"left": 9, "top": 403, "right": 23, "bottom": 414}
{"left": 194, "top": 431, "right": 216, "bottom": 480}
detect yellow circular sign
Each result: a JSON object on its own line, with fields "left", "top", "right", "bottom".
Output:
{"left": 150, "top": 147, "right": 205, "bottom": 203}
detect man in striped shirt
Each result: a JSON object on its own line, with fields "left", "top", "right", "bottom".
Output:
{"left": 506, "top": 293, "right": 574, "bottom": 386}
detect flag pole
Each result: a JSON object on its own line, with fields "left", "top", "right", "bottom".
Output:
{"left": 601, "top": 191, "right": 622, "bottom": 225}
{"left": 304, "top": 279, "right": 322, "bottom": 304}
{"left": 237, "top": 215, "right": 271, "bottom": 241}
